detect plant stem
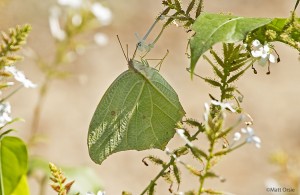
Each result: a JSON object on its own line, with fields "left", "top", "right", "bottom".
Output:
{"left": 198, "top": 137, "right": 216, "bottom": 194}
{"left": 28, "top": 76, "right": 51, "bottom": 146}
{"left": 0, "top": 85, "right": 23, "bottom": 103}
{"left": 39, "top": 175, "right": 48, "bottom": 195}
{"left": 140, "top": 157, "right": 175, "bottom": 195}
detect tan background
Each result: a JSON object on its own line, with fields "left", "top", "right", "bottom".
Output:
{"left": 1, "top": 0, "right": 300, "bottom": 194}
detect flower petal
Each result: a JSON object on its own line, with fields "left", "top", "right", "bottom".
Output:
{"left": 252, "top": 40, "right": 261, "bottom": 47}
{"left": 251, "top": 49, "right": 263, "bottom": 58}
{"left": 263, "top": 45, "right": 270, "bottom": 53}
{"left": 233, "top": 132, "right": 241, "bottom": 141}
{"left": 58, "top": 0, "right": 82, "bottom": 8}
{"left": 91, "top": 3, "right": 112, "bottom": 25}
{"left": 269, "top": 54, "right": 276, "bottom": 63}
{"left": 94, "top": 33, "right": 108, "bottom": 46}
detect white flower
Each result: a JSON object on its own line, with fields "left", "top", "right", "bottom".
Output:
{"left": 251, "top": 40, "right": 276, "bottom": 66}
{"left": 233, "top": 132, "right": 241, "bottom": 141}
{"left": 211, "top": 100, "right": 236, "bottom": 113}
{"left": 91, "top": 3, "right": 112, "bottom": 25}
{"left": 5, "top": 66, "right": 37, "bottom": 88}
{"left": 58, "top": 0, "right": 82, "bottom": 8}
{"left": 0, "top": 102, "right": 12, "bottom": 127}
{"left": 49, "top": 6, "right": 66, "bottom": 41}
{"left": 72, "top": 14, "right": 82, "bottom": 26}
{"left": 203, "top": 102, "right": 210, "bottom": 121}
{"left": 176, "top": 129, "right": 193, "bottom": 147}
{"left": 94, "top": 33, "right": 108, "bottom": 46}
{"left": 241, "top": 127, "right": 261, "bottom": 148}
{"left": 86, "top": 191, "right": 105, "bottom": 195}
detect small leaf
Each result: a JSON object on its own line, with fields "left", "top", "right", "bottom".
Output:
{"left": 223, "top": 93, "right": 234, "bottom": 100}
{"left": 205, "top": 171, "right": 218, "bottom": 179}
{"left": 227, "top": 67, "right": 247, "bottom": 83}
{"left": 190, "top": 146, "right": 207, "bottom": 159}
{"left": 172, "top": 164, "right": 181, "bottom": 188}
{"left": 229, "top": 59, "right": 249, "bottom": 72}
{"left": 174, "top": 0, "right": 182, "bottom": 11}
{"left": 203, "top": 78, "right": 222, "bottom": 87}
{"left": 185, "top": 164, "right": 201, "bottom": 176}
{"left": 203, "top": 55, "right": 223, "bottom": 78}
{"left": 146, "top": 156, "right": 166, "bottom": 166}
{"left": 186, "top": 0, "right": 195, "bottom": 15}
{"left": 162, "top": 171, "right": 173, "bottom": 184}
{"left": 185, "top": 118, "right": 204, "bottom": 131}
{"left": 210, "top": 50, "right": 224, "bottom": 68}
{"left": 122, "top": 192, "right": 132, "bottom": 195}
{"left": 161, "top": 7, "right": 171, "bottom": 16}
{"left": 173, "top": 146, "right": 189, "bottom": 156}
{"left": 195, "top": 0, "right": 203, "bottom": 18}
{"left": 190, "top": 13, "right": 271, "bottom": 75}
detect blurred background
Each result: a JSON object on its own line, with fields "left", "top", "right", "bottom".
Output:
{"left": 1, "top": 0, "right": 299, "bottom": 194}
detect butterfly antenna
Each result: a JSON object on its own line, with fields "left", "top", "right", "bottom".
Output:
{"left": 126, "top": 44, "right": 129, "bottom": 61}
{"left": 132, "top": 43, "right": 138, "bottom": 60}
{"left": 117, "top": 35, "right": 129, "bottom": 62}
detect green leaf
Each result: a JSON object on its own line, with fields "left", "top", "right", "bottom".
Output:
{"left": 88, "top": 60, "right": 185, "bottom": 164}
{"left": 186, "top": 0, "right": 195, "bottom": 15}
{"left": 195, "top": 0, "right": 203, "bottom": 18}
{"left": 190, "top": 146, "right": 207, "bottom": 159}
{"left": 227, "top": 68, "right": 247, "bottom": 83}
{"left": 203, "top": 78, "right": 222, "bottom": 87}
{"left": 190, "top": 13, "right": 272, "bottom": 76}
{"left": 0, "top": 136, "right": 28, "bottom": 195}
{"left": 205, "top": 171, "right": 218, "bottom": 179}
{"left": 172, "top": 164, "right": 181, "bottom": 187}
{"left": 11, "top": 175, "right": 29, "bottom": 195}
{"left": 174, "top": 0, "right": 182, "bottom": 11}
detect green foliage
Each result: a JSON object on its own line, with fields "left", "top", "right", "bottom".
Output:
{"left": 88, "top": 59, "right": 185, "bottom": 165}
{"left": 245, "top": 17, "right": 300, "bottom": 52}
{"left": 161, "top": 0, "right": 203, "bottom": 28}
{"left": 0, "top": 136, "right": 29, "bottom": 195}
{"left": 190, "top": 13, "right": 271, "bottom": 76}
{"left": 197, "top": 43, "right": 252, "bottom": 105}
{"left": 11, "top": 175, "right": 30, "bottom": 195}
{"left": 86, "top": 0, "right": 300, "bottom": 194}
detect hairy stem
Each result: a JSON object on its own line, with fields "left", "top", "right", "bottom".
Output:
{"left": 140, "top": 157, "right": 175, "bottom": 195}
{"left": 198, "top": 139, "right": 216, "bottom": 194}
